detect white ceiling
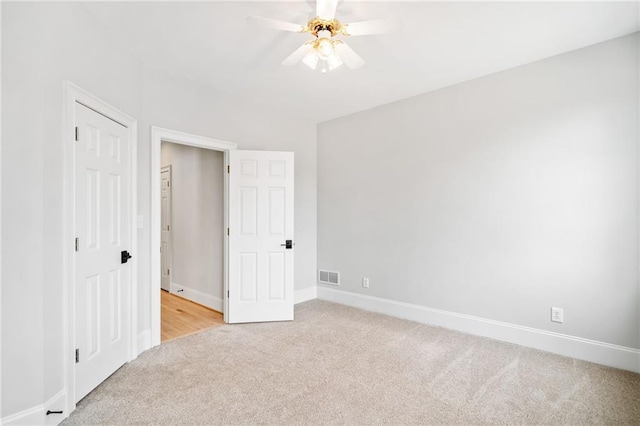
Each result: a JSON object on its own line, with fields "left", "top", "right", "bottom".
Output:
{"left": 81, "top": 1, "right": 640, "bottom": 123}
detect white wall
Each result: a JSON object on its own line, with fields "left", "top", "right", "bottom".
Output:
{"left": 318, "top": 33, "right": 639, "bottom": 351}
{"left": 3, "top": 2, "right": 142, "bottom": 419}
{"left": 161, "top": 143, "right": 224, "bottom": 309}
{"left": 1, "top": 2, "right": 317, "bottom": 420}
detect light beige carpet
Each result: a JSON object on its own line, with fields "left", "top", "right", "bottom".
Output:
{"left": 63, "top": 300, "right": 640, "bottom": 425}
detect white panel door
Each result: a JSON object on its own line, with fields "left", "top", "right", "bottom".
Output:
{"left": 75, "top": 102, "right": 131, "bottom": 401}
{"left": 228, "top": 150, "right": 294, "bottom": 323}
{"left": 160, "top": 166, "right": 172, "bottom": 292}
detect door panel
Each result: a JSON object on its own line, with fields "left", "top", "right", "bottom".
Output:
{"left": 75, "top": 102, "right": 131, "bottom": 402}
{"left": 268, "top": 252, "right": 285, "bottom": 300}
{"left": 86, "top": 274, "right": 100, "bottom": 358}
{"left": 109, "top": 174, "right": 121, "bottom": 245}
{"left": 239, "top": 253, "right": 258, "bottom": 302}
{"left": 228, "top": 150, "right": 294, "bottom": 323}
{"left": 240, "top": 187, "right": 257, "bottom": 235}
{"left": 268, "top": 188, "right": 285, "bottom": 235}
{"left": 109, "top": 269, "right": 122, "bottom": 342}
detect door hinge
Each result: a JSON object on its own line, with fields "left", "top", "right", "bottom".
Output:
{"left": 227, "top": 228, "right": 230, "bottom": 236}
{"left": 75, "top": 238, "right": 79, "bottom": 252}
{"left": 227, "top": 165, "right": 230, "bottom": 174}
{"left": 75, "top": 348, "right": 79, "bottom": 363}
{"left": 75, "top": 126, "right": 79, "bottom": 141}
{"left": 167, "top": 225, "right": 170, "bottom": 231}
{"left": 227, "top": 290, "right": 229, "bottom": 298}
{"left": 167, "top": 269, "right": 170, "bottom": 275}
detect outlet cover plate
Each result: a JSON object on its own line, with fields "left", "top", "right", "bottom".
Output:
{"left": 551, "top": 307, "right": 564, "bottom": 323}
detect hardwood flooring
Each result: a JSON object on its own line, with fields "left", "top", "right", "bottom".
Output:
{"left": 161, "top": 290, "right": 224, "bottom": 343}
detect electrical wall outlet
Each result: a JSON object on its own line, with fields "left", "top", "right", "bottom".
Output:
{"left": 362, "top": 277, "right": 370, "bottom": 289}
{"left": 551, "top": 307, "right": 564, "bottom": 323}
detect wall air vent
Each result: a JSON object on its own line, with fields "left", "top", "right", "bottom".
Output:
{"left": 318, "top": 269, "right": 340, "bottom": 286}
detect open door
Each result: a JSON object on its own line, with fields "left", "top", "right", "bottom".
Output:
{"left": 227, "top": 150, "right": 294, "bottom": 323}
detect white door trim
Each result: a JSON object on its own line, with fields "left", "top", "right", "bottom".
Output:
{"left": 160, "top": 165, "right": 172, "bottom": 292}
{"left": 150, "top": 127, "right": 237, "bottom": 347}
{"left": 63, "top": 81, "right": 138, "bottom": 413}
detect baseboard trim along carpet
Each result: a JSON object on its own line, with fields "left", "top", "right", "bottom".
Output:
{"left": 294, "top": 285, "right": 317, "bottom": 304}
{"left": 167, "top": 283, "right": 317, "bottom": 312}
{"left": 1, "top": 389, "right": 67, "bottom": 426}
{"left": 137, "top": 329, "right": 152, "bottom": 356}
{"left": 317, "top": 286, "right": 640, "bottom": 373}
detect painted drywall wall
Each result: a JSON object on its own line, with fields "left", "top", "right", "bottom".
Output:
{"left": 161, "top": 143, "right": 224, "bottom": 308}
{"left": 2, "top": 2, "right": 142, "bottom": 419}
{"left": 318, "top": 33, "right": 640, "bottom": 350}
{"left": 1, "top": 2, "right": 317, "bottom": 420}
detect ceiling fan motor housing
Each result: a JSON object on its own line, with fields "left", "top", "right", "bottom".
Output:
{"left": 306, "top": 17, "right": 343, "bottom": 37}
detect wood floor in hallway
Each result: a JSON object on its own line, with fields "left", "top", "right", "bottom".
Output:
{"left": 161, "top": 290, "right": 224, "bottom": 343}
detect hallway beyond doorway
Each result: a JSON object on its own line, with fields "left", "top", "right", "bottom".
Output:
{"left": 161, "top": 290, "right": 224, "bottom": 342}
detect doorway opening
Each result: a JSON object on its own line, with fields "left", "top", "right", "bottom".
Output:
{"left": 150, "top": 127, "right": 237, "bottom": 347}
{"left": 161, "top": 290, "right": 224, "bottom": 342}
{"left": 160, "top": 142, "right": 225, "bottom": 342}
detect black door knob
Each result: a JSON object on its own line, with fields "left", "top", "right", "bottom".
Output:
{"left": 280, "top": 240, "right": 294, "bottom": 249}
{"left": 121, "top": 250, "right": 132, "bottom": 264}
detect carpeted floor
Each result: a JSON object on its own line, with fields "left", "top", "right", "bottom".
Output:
{"left": 63, "top": 300, "right": 640, "bottom": 425}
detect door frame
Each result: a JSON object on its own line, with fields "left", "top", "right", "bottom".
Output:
{"left": 160, "top": 165, "right": 172, "bottom": 292}
{"left": 150, "top": 127, "right": 237, "bottom": 347}
{"left": 63, "top": 81, "right": 138, "bottom": 411}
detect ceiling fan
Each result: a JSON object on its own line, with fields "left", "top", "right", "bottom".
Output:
{"left": 248, "top": 0, "right": 399, "bottom": 73}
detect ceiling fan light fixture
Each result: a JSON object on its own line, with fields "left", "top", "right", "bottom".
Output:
{"left": 251, "top": 1, "right": 396, "bottom": 72}
{"left": 302, "top": 49, "right": 319, "bottom": 70}
{"left": 305, "top": 18, "right": 342, "bottom": 37}
{"left": 316, "top": 38, "right": 334, "bottom": 60}
{"left": 327, "top": 54, "right": 343, "bottom": 71}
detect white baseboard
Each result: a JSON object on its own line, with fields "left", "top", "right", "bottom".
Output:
{"left": 1, "top": 404, "right": 42, "bottom": 426}
{"left": 43, "top": 390, "right": 67, "bottom": 426}
{"left": 170, "top": 282, "right": 223, "bottom": 312}
{"left": 2, "top": 389, "right": 67, "bottom": 426}
{"left": 169, "top": 284, "right": 316, "bottom": 310}
{"left": 137, "top": 329, "right": 152, "bottom": 355}
{"left": 294, "top": 286, "right": 317, "bottom": 304}
{"left": 317, "top": 286, "right": 640, "bottom": 373}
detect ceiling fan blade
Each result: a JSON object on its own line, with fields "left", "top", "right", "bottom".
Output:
{"left": 342, "top": 18, "right": 401, "bottom": 36}
{"left": 282, "top": 42, "right": 314, "bottom": 66}
{"left": 247, "top": 16, "right": 305, "bottom": 33}
{"left": 316, "top": 0, "right": 339, "bottom": 20}
{"left": 334, "top": 41, "right": 364, "bottom": 70}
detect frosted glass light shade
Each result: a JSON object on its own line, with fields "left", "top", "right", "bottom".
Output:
{"left": 327, "top": 54, "right": 343, "bottom": 71}
{"left": 302, "top": 50, "right": 319, "bottom": 70}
